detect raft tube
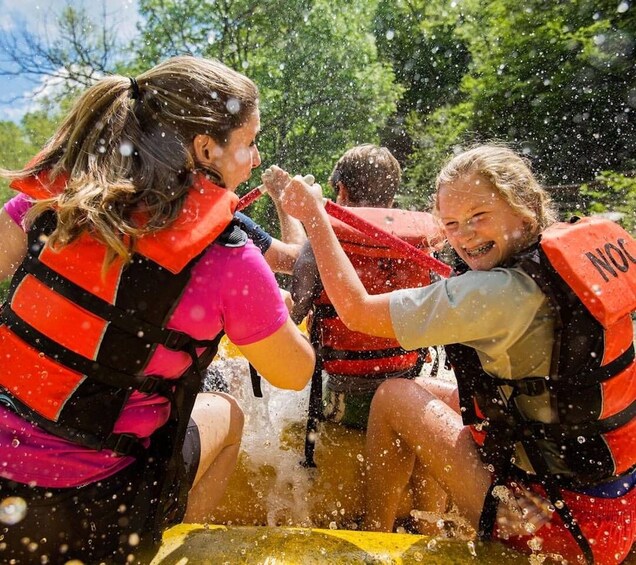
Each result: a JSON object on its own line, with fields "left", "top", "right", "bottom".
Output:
{"left": 150, "top": 523, "right": 523, "bottom": 564}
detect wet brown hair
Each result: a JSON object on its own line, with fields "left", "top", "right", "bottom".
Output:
{"left": 2, "top": 56, "right": 259, "bottom": 263}
{"left": 434, "top": 144, "right": 558, "bottom": 237}
{"left": 329, "top": 144, "right": 401, "bottom": 207}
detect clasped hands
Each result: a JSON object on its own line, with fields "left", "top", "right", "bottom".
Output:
{"left": 261, "top": 165, "right": 324, "bottom": 223}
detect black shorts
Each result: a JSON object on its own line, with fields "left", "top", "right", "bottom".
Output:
{"left": 0, "top": 420, "right": 201, "bottom": 564}
{"left": 183, "top": 418, "right": 202, "bottom": 486}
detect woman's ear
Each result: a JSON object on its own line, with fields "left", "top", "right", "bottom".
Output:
{"left": 193, "top": 134, "right": 216, "bottom": 166}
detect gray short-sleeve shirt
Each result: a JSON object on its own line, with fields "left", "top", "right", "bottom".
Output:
{"left": 389, "top": 267, "right": 555, "bottom": 380}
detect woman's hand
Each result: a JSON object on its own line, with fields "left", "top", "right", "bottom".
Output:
{"left": 280, "top": 288, "right": 294, "bottom": 312}
{"left": 261, "top": 165, "right": 291, "bottom": 203}
{"left": 281, "top": 175, "right": 325, "bottom": 225}
{"left": 495, "top": 484, "right": 553, "bottom": 539}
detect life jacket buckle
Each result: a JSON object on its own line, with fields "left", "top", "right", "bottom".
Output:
{"left": 164, "top": 330, "right": 191, "bottom": 351}
{"left": 518, "top": 378, "right": 548, "bottom": 397}
{"left": 137, "top": 376, "right": 163, "bottom": 394}
{"left": 0, "top": 393, "right": 17, "bottom": 412}
{"left": 109, "top": 433, "right": 140, "bottom": 456}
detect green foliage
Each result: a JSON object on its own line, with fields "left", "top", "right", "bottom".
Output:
{"left": 399, "top": 101, "right": 474, "bottom": 209}
{"left": 0, "top": 280, "right": 9, "bottom": 303}
{"left": 579, "top": 172, "right": 636, "bottom": 234}
{"left": 0, "top": 106, "right": 63, "bottom": 206}
{"left": 0, "top": 121, "right": 34, "bottom": 204}
{"left": 405, "top": 0, "right": 636, "bottom": 203}
{"left": 134, "top": 0, "right": 401, "bottom": 233}
{"left": 373, "top": 0, "right": 471, "bottom": 164}
{"left": 5, "top": 0, "right": 635, "bottom": 228}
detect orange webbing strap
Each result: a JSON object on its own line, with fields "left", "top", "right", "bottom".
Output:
{"left": 234, "top": 187, "right": 452, "bottom": 278}
{"left": 324, "top": 201, "right": 451, "bottom": 278}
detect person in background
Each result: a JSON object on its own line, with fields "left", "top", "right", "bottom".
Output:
{"left": 0, "top": 55, "right": 314, "bottom": 564}
{"left": 280, "top": 143, "right": 636, "bottom": 565}
{"left": 285, "top": 145, "right": 440, "bottom": 467}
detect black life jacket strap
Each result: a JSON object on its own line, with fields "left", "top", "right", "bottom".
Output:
{"left": 530, "top": 397, "right": 636, "bottom": 439}
{"left": 521, "top": 436, "right": 595, "bottom": 564}
{"left": 445, "top": 343, "right": 481, "bottom": 425}
{"left": 0, "top": 390, "right": 148, "bottom": 457}
{"left": 20, "top": 255, "right": 198, "bottom": 352}
{"left": 478, "top": 480, "right": 503, "bottom": 540}
{"left": 569, "top": 344, "right": 634, "bottom": 387}
{"left": 150, "top": 335, "right": 222, "bottom": 538}
{"left": 0, "top": 307, "right": 174, "bottom": 397}
{"left": 485, "top": 346, "right": 634, "bottom": 395}
{"left": 249, "top": 363, "right": 263, "bottom": 398}
{"left": 477, "top": 435, "right": 516, "bottom": 540}
{"left": 320, "top": 345, "right": 415, "bottom": 362}
{"left": 302, "top": 357, "right": 324, "bottom": 469}
{"left": 302, "top": 320, "right": 325, "bottom": 468}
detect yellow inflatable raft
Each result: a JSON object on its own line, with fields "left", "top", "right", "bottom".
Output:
{"left": 151, "top": 523, "right": 522, "bottom": 564}
{"left": 151, "top": 337, "right": 636, "bottom": 564}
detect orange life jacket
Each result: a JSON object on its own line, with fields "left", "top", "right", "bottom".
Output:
{"left": 0, "top": 171, "right": 239, "bottom": 455}
{"left": 446, "top": 217, "right": 636, "bottom": 560}
{"left": 311, "top": 207, "right": 442, "bottom": 378}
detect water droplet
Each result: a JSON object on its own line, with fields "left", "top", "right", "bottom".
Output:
{"left": 467, "top": 540, "right": 477, "bottom": 557}
{"left": 226, "top": 98, "right": 241, "bottom": 114}
{"left": 0, "top": 497, "right": 28, "bottom": 525}
{"left": 119, "top": 141, "right": 133, "bottom": 157}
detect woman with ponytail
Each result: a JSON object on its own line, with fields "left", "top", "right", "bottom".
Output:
{"left": 0, "top": 56, "right": 314, "bottom": 564}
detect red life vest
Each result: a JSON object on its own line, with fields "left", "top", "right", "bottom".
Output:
{"left": 0, "top": 171, "right": 239, "bottom": 455}
{"left": 446, "top": 217, "right": 636, "bottom": 560}
{"left": 450, "top": 216, "right": 636, "bottom": 486}
{"left": 311, "top": 207, "right": 442, "bottom": 378}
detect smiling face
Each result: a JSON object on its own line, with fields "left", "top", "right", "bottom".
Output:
{"left": 203, "top": 110, "right": 262, "bottom": 192}
{"left": 437, "top": 172, "right": 530, "bottom": 271}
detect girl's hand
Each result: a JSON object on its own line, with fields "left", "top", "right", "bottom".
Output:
{"left": 495, "top": 484, "right": 553, "bottom": 538}
{"left": 281, "top": 175, "right": 325, "bottom": 224}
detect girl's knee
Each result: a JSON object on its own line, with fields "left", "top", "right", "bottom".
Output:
{"left": 374, "top": 378, "right": 419, "bottom": 405}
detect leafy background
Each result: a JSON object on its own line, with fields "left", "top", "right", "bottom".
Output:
{"left": 1, "top": 0, "right": 634, "bottom": 233}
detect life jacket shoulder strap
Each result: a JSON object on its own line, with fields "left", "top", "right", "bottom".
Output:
{"left": 19, "top": 254, "right": 200, "bottom": 352}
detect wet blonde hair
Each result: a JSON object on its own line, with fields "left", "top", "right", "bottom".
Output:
{"left": 329, "top": 144, "right": 401, "bottom": 207}
{"left": 434, "top": 144, "right": 558, "bottom": 238}
{"left": 3, "top": 56, "right": 259, "bottom": 263}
